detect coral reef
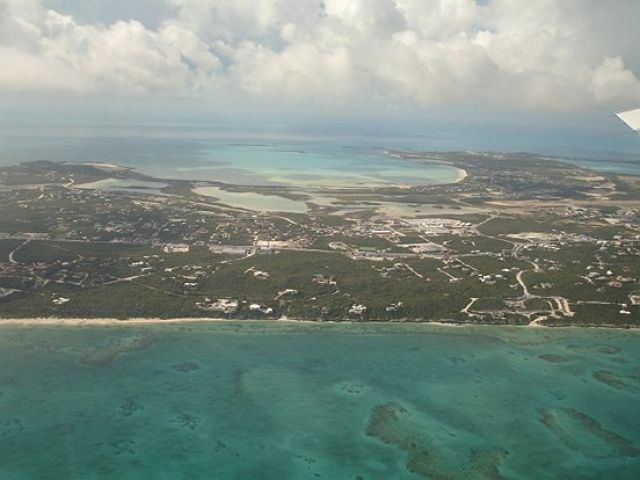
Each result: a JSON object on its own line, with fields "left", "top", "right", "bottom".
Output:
{"left": 593, "top": 370, "right": 640, "bottom": 393}
{"left": 80, "top": 334, "right": 154, "bottom": 366}
{"left": 540, "top": 407, "right": 638, "bottom": 459}
{"left": 172, "top": 362, "right": 200, "bottom": 373}
{"left": 367, "top": 403, "right": 508, "bottom": 479}
{"left": 538, "top": 354, "right": 570, "bottom": 363}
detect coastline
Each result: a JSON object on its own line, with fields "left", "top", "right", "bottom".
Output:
{"left": 0, "top": 317, "right": 252, "bottom": 326}
{"left": 0, "top": 316, "right": 637, "bottom": 330}
{"left": 0, "top": 317, "right": 464, "bottom": 327}
{"left": 455, "top": 167, "right": 468, "bottom": 182}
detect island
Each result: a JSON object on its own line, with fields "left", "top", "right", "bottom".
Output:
{"left": 0, "top": 151, "right": 638, "bottom": 327}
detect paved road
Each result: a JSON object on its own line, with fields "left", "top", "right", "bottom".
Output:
{"left": 8, "top": 239, "right": 30, "bottom": 264}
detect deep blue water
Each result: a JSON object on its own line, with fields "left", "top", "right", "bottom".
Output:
{"left": 0, "top": 322, "right": 639, "bottom": 479}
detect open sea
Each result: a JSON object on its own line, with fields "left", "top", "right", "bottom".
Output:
{"left": 1, "top": 322, "right": 639, "bottom": 479}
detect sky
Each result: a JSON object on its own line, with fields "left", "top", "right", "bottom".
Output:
{"left": 1, "top": 0, "right": 640, "bottom": 147}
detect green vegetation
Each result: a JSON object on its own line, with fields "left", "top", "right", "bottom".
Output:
{"left": 310, "top": 234, "right": 397, "bottom": 251}
{"left": 0, "top": 239, "right": 23, "bottom": 262}
{"left": 1, "top": 154, "right": 638, "bottom": 327}
{"left": 548, "top": 304, "right": 639, "bottom": 327}
{"left": 426, "top": 234, "right": 511, "bottom": 254}
{"left": 13, "top": 241, "right": 151, "bottom": 263}
{"left": 478, "top": 217, "right": 557, "bottom": 236}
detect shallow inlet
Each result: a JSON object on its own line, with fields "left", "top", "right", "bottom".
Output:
{"left": 192, "top": 186, "right": 310, "bottom": 213}
{"left": 75, "top": 178, "right": 168, "bottom": 194}
{"left": 190, "top": 143, "right": 464, "bottom": 188}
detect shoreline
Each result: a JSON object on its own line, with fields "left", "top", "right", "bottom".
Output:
{"left": 0, "top": 317, "right": 467, "bottom": 327}
{"left": 0, "top": 317, "right": 637, "bottom": 331}
{"left": 455, "top": 167, "right": 468, "bottom": 182}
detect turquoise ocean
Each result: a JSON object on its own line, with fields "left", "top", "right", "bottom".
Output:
{"left": 0, "top": 123, "right": 638, "bottom": 184}
{"left": 1, "top": 322, "right": 639, "bottom": 479}
{"left": 0, "top": 135, "right": 464, "bottom": 187}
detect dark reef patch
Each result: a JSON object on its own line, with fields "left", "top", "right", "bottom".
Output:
{"left": 171, "top": 413, "right": 201, "bottom": 430}
{"left": 120, "top": 399, "right": 145, "bottom": 417}
{"left": 540, "top": 407, "right": 638, "bottom": 459}
{"left": 111, "top": 439, "right": 136, "bottom": 456}
{"left": 538, "top": 354, "right": 569, "bottom": 363}
{"left": 449, "top": 356, "right": 467, "bottom": 364}
{"left": 366, "top": 402, "right": 508, "bottom": 479}
{"left": 172, "top": 362, "right": 200, "bottom": 373}
{"left": 0, "top": 418, "right": 23, "bottom": 436}
{"left": 568, "top": 344, "right": 621, "bottom": 355}
{"left": 80, "top": 334, "right": 154, "bottom": 366}
{"left": 335, "top": 381, "right": 366, "bottom": 395}
{"left": 593, "top": 370, "right": 640, "bottom": 393}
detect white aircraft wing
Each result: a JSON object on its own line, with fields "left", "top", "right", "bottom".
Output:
{"left": 616, "top": 108, "right": 640, "bottom": 132}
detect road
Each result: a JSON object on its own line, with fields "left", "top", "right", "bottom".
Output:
{"left": 516, "top": 270, "right": 530, "bottom": 297}
{"left": 8, "top": 239, "right": 30, "bottom": 264}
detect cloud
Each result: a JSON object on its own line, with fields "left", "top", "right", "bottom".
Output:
{"left": 1, "top": 0, "right": 639, "bottom": 111}
{"left": 590, "top": 57, "right": 640, "bottom": 106}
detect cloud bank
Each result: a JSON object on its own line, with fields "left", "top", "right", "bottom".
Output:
{"left": 1, "top": 0, "right": 640, "bottom": 111}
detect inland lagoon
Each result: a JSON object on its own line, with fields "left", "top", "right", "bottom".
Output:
{"left": 0, "top": 322, "right": 639, "bottom": 479}
{"left": 191, "top": 185, "right": 311, "bottom": 213}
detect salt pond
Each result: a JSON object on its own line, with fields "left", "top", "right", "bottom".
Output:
{"left": 75, "top": 178, "right": 168, "bottom": 195}
{"left": 191, "top": 186, "right": 309, "bottom": 213}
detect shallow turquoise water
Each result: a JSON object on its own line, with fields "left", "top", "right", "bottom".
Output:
{"left": 0, "top": 135, "right": 462, "bottom": 187}
{"left": 191, "top": 143, "right": 460, "bottom": 187}
{"left": 1, "top": 129, "right": 637, "bottom": 188}
{"left": 1, "top": 323, "right": 639, "bottom": 479}
{"left": 192, "top": 185, "right": 310, "bottom": 213}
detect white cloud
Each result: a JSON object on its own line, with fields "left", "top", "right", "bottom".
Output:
{"left": 0, "top": 46, "right": 90, "bottom": 91}
{"left": 324, "top": 0, "right": 407, "bottom": 37}
{"left": 590, "top": 57, "right": 640, "bottom": 105}
{"left": 396, "top": 0, "right": 481, "bottom": 38}
{"left": 229, "top": 41, "right": 355, "bottom": 102}
{"left": 1, "top": 0, "right": 639, "bottom": 111}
